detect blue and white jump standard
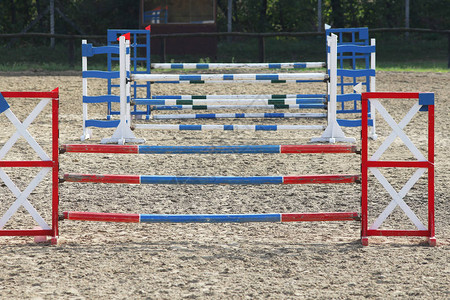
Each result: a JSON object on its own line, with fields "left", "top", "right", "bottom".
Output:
{"left": 100, "top": 34, "right": 354, "bottom": 144}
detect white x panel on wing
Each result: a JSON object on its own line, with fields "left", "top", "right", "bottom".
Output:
{"left": 369, "top": 167, "right": 426, "bottom": 230}
{"left": 370, "top": 100, "right": 425, "bottom": 161}
{"left": 0, "top": 99, "right": 50, "bottom": 161}
{"left": 0, "top": 167, "right": 51, "bottom": 229}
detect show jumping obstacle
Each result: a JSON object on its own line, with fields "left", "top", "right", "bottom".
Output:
{"left": 0, "top": 89, "right": 59, "bottom": 244}
{"left": 98, "top": 34, "right": 358, "bottom": 144}
{"left": 59, "top": 92, "right": 436, "bottom": 246}
{"left": 360, "top": 92, "right": 436, "bottom": 246}
{"left": 60, "top": 142, "right": 361, "bottom": 226}
{"left": 0, "top": 87, "right": 436, "bottom": 246}
{"left": 81, "top": 27, "right": 376, "bottom": 143}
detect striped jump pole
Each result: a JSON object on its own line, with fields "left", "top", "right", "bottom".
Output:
{"left": 60, "top": 144, "right": 359, "bottom": 154}
{"left": 62, "top": 211, "right": 360, "bottom": 223}
{"left": 150, "top": 112, "right": 327, "bottom": 120}
{"left": 148, "top": 104, "right": 326, "bottom": 111}
{"left": 132, "top": 98, "right": 326, "bottom": 106}
{"left": 151, "top": 94, "right": 326, "bottom": 100}
{"left": 131, "top": 124, "right": 325, "bottom": 131}
{"left": 62, "top": 174, "right": 360, "bottom": 185}
{"left": 151, "top": 62, "right": 326, "bottom": 70}
{"left": 131, "top": 73, "right": 329, "bottom": 82}
{"left": 147, "top": 79, "right": 327, "bottom": 84}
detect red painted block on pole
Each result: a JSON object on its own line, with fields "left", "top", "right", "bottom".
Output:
{"left": 63, "top": 212, "right": 140, "bottom": 223}
{"left": 61, "top": 144, "right": 139, "bottom": 154}
{"left": 281, "top": 212, "right": 359, "bottom": 222}
{"left": 280, "top": 145, "right": 357, "bottom": 154}
{"left": 63, "top": 174, "right": 140, "bottom": 184}
{"left": 283, "top": 174, "right": 360, "bottom": 184}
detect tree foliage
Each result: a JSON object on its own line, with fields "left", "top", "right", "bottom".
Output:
{"left": 216, "top": 0, "right": 450, "bottom": 32}
{"left": 0, "top": 0, "right": 448, "bottom": 36}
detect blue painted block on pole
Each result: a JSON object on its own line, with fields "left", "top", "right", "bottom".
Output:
{"left": 269, "top": 63, "right": 281, "bottom": 69}
{"left": 139, "top": 176, "right": 283, "bottom": 185}
{"left": 0, "top": 93, "right": 10, "bottom": 114}
{"left": 419, "top": 93, "right": 434, "bottom": 106}
{"left": 140, "top": 214, "right": 281, "bottom": 223}
{"left": 293, "top": 63, "right": 307, "bottom": 68}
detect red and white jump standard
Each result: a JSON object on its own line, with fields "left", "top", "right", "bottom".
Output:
{"left": 0, "top": 89, "right": 59, "bottom": 243}
{"left": 361, "top": 92, "right": 435, "bottom": 246}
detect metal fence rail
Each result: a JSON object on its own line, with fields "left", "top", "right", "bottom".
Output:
{"left": 0, "top": 28, "right": 449, "bottom": 68}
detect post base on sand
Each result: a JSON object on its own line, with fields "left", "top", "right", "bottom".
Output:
{"left": 33, "top": 227, "right": 58, "bottom": 245}
{"left": 361, "top": 236, "right": 437, "bottom": 247}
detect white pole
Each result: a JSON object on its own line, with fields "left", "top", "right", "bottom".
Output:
{"left": 328, "top": 35, "right": 337, "bottom": 126}
{"left": 125, "top": 39, "right": 132, "bottom": 125}
{"left": 101, "top": 36, "right": 145, "bottom": 144}
{"left": 370, "top": 38, "right": 377, "bottom": 140}
{"left": 311, "top": 34, "right": 355, "bottom": 143}
{"left": 80, "top": 40, "right": 90, "bottom": 141}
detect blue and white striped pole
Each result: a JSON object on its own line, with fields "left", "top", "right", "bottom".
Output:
{"left": 132, "top": 124, "right": 325, "bottom": 131}
{"left": 131, "top": 73, "right": 328, "bottom": 82}
{"left": 151, "top": 62, "right": 326, "bottom": 70}
{"left": 151, "top": 112, "right": 327, "bottom": 120}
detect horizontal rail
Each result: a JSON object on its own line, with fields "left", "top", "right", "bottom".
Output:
{"left": 0, "top": 161, "right": 54, "bottom": 168}
{"left": 148, "top": 104, "right": 326, "bottom": 110}
{"left": 151, "top": 62, "right": 326, "bottom": 69}
{"left": 62, "top": 211, "right": 360, "bottom": 223}
{"left": 0, "top": 91, "right": 59, "bottom": 98}
{"left": 62, "top": 174, "right": 361, "bottom": 184}
{"left": 151, "top": 112, "right": 327, "bottom": 120}
{"left": 0, "top": 28, "right": 448, "bottom": 40}
{"left": 132, "top": 98, "right": 325, "bottom": 106}
{"left": 60, "top": 144, "right": 359, "bottom": 154}
{"left": 132, "top": 73, "right": 328, "bottom": 82}
{"left": 151, "top": 94, "right": 326, "bottom": 100}
{"left": 149, "top": 80, "right": 326, "bottom": 84}
{"left": 132, "top": 124, "right": 325, "bottom": 131}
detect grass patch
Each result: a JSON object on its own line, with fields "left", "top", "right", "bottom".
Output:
{"left": 0, "top": 33, "right": 448, "bottom": 72}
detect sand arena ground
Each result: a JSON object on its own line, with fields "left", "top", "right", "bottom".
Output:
{"left": 0, "top": 71, "right": 448, "bottom": 299}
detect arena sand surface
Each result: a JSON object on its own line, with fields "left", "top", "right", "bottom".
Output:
{"left": 0, "top": 71, "right": 448, "bottom": 299}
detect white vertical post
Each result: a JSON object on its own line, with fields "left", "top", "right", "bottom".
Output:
{"left": 118, "top": 36, "right": 128, "bottom": 143}
{"left": 370, "top": 38, "right": 377, "bottom": 140}
{"left": 125, "top": 39, "right": 132, "bottom": 124}
{"left": 101, "top": 35, "right": 145, "bottom": 144}
{"left": 80, "top": 40, "right": 91, "bottom": 141}
{"left": 311, "top": 34, "right": 355, "bottom": 143}
{"left": 327, "top": 34, "right": 338, "bottom": 127}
